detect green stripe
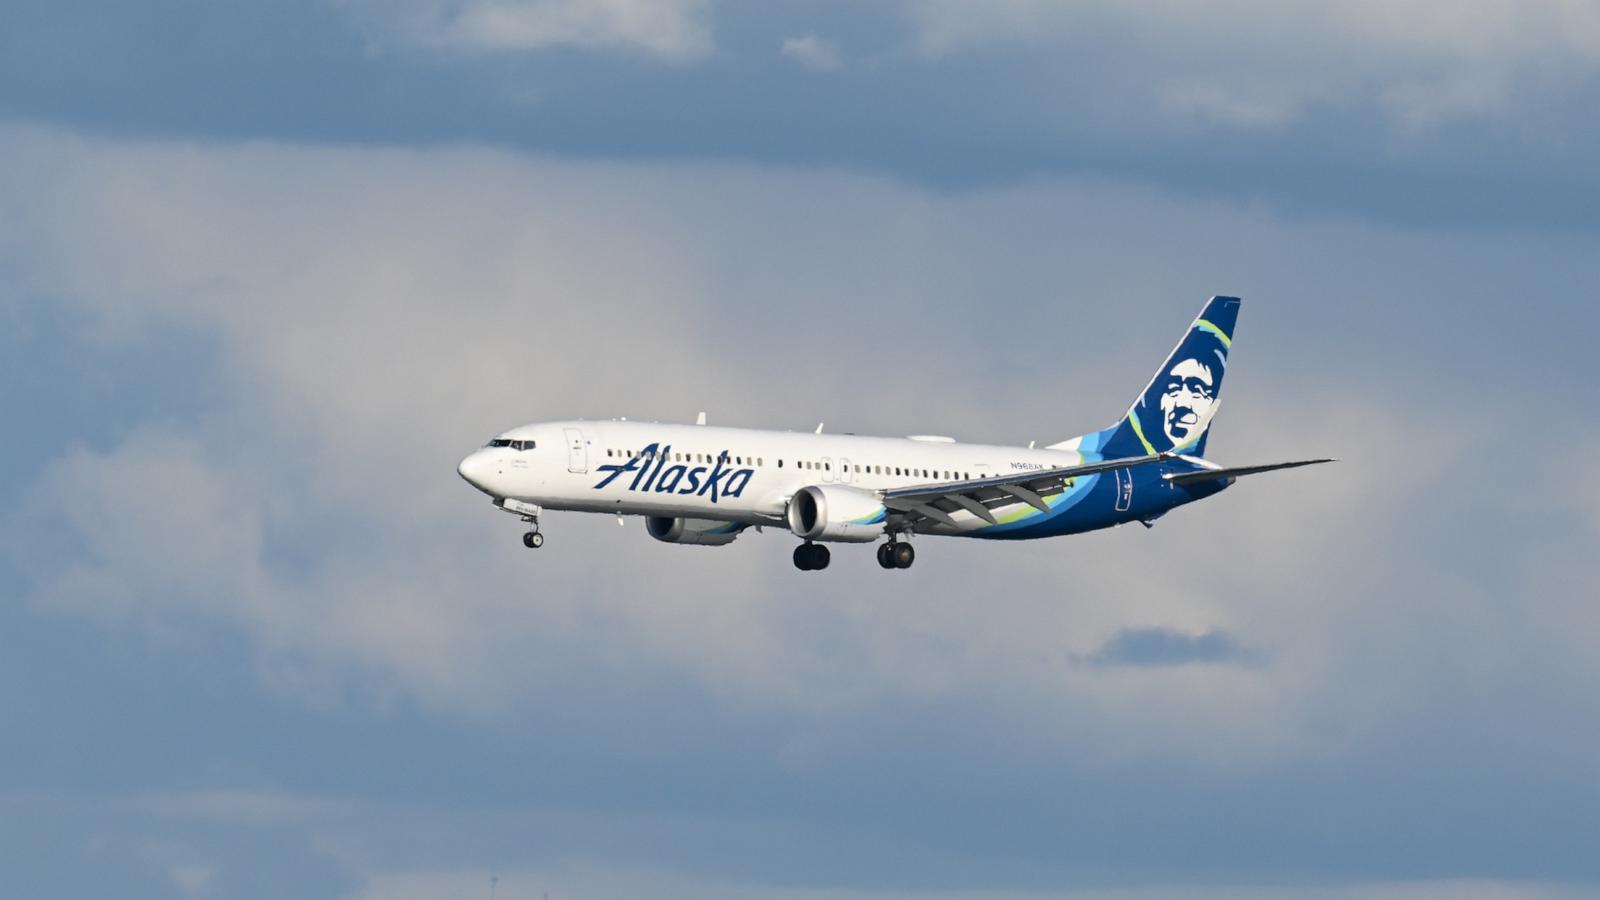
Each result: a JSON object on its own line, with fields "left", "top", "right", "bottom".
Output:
{"left": 1195, "top": 318, "right": 1232, "bottom": 348}
{"left": 1126, "top": 411, "right": 1157, "bottom": 455}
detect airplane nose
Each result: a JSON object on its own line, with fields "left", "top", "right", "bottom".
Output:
{"left": 458, "top": 451, "right": 496, "bottom": 495}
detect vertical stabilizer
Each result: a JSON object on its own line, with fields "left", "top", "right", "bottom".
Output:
{"left": 1081, "top": 296, "right": 1240, "bottom": 459}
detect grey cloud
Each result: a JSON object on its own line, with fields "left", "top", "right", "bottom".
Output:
{"left": 5, "top": 127, "right": 1600, "bottom": 892}
{"left": 8, "top": 1, "right": 1600, "bottom": 226}
{"left": 3, "top": 126, "right": 1595, "bottom": 757}
{"left": 1083, "top": 627, "right": 1263, "bottom": 669}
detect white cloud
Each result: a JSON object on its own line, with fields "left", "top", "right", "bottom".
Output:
{"left": 902, "top": 0, "right": 1600, "bottom": 131}
{"left": 781, "top": 34, "right": 842, "bottom": 71}
{"left": 169, "top": 864, "right": 216, "bottom": 898}
{"left": 3, "top": 125, "right": 1598, "bottom": 779}
{"left": 340, "top": 0, "right": 714, "bottom": 61}
{"left": 1159, "top": 82, "right": 1307, "bottom": 130}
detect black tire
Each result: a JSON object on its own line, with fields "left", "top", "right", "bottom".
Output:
{"left": 813, "top": 545, "right": 831, "bottom": 570}
{"left": 893, "top": 542, "right": 915, "bottom": 569}
{"left": 877, "top": 544, "right": 896, "bottom": 569}
{"left": 523, "top": 531, "right": 542, "bottom": 549}
{"left": 793, "top": 544, "right": 813, "bottom": 570}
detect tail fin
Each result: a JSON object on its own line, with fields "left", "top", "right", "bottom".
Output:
{"left": 1085, "top": 296, "right": 1240, "bottom": 459}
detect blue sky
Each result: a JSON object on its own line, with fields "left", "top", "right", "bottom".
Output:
{"left": 3, "top": 3, "right": 1599, "bottom": 899}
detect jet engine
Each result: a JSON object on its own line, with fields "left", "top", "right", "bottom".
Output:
{"left": 645, "top": 516, "right": 744, "bottom": 546}
{"left": 786, "top": 484, "right": 886, "bottom": 543}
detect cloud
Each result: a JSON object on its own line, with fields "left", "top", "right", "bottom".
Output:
{"left": 169, "top": 864, "right": 215, "bottom": 898}
{"left": 3, "top": 124, "right": 1600, "bottom": 786}
{"left": 781, "top": 34, "right": 842, "bottom": 71}
{"left": 342, "top": 866, "right": 1600, "bottom": 900}
{"left": 340, "top": 0, "right": 714, "bottom": 61}
{"left": 139, "top": 790, "right": 343, "bottom": 827}
{"left": 901, "top": 0, "right": 1600, "bottom": 131}
{"left": 1082, "top": 626, "right": 1263, "bottom": 668}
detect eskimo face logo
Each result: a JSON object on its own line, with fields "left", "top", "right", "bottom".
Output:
{"left": 592, "top": 442, "right": 753, "bottom": 504}
{"left": 1159, "top": 357, "right": 1218, "bottom": 446}
{"left": 1132, "top": 325, "right": 1228, "bottom": 453}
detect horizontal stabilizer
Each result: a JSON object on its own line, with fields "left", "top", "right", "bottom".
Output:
{"left": 1164, "top": 458, "right": 1336, "bottom": 486}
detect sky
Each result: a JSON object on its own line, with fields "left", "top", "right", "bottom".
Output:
{"left": 2, "top": 2, "right": 1599, "bottom": 898}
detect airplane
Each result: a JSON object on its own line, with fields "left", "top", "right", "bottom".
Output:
{"left": 457, "top": 296, "right": 1332, "bottom": 571}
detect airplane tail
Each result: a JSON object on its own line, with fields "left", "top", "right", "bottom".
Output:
{"left": 1075, "top": 296, "right": 1240, "bottom": 459}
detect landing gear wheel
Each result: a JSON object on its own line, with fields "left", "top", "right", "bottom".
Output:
{"left": 523, "top": 530, "right": 544, "bottom": 549}
{"left": 793, "top": 543, "right": 830, "bottom": 571}
{"left": 877, "top": 543, "right": 896, "bottom": 569}
{"left": 892, "top": 542, "right": 915, "bottom": 569}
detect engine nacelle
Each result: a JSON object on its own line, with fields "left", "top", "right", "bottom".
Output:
{"left": 645, "top": 516, "right": 744, "bottom": 546}
{"left": 786, "top": 484, "right": 886, "bottom": 543}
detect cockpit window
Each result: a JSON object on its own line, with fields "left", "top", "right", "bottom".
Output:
{"left": 488, "top": 438, "right": 512, "bottom": 448}
{"left": 516, "top": 440, "right": 535, "bottom": 451}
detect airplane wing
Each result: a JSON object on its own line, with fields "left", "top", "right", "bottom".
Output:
{"left": 880, "top": 453, "right": 1170, "bottom": 527}
{"left": 1163, "top": 458, "right": 1335, "bottom": 486}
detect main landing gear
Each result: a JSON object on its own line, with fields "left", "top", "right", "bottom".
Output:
{"left": 793, "top": 542, "right": 831, "bottom": 571}
{"left": 877, "top": 540, "right": 915, "bottom": 570}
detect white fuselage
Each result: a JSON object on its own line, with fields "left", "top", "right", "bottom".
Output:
{"left": 457, "top": 419, "right": 1092, "bottom": 533}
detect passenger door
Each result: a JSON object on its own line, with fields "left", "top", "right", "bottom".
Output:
{"left": 838, "top": 457, "right": 854, "bottom": 485}
{"left": 563, "top": 427, "right": 588, "bottom": 474}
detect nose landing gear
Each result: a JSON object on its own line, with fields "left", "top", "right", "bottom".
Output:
{"left": 793, "top": 542, "right": 831, "bottom": 571}
{"left": 522, "top": 530, "right": 544, "bottom": 549}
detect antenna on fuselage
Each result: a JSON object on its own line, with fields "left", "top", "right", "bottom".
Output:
{"left": 696, "top": 411, "right": 707, "bottom": 425}
{"left": 815, "top": 422, "right": 824, "bottom": 434}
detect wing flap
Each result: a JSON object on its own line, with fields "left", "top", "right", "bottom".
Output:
{"left": 882, "top": 452, "right": 1171, "bottom": 527}
{"left": 884, "top": 453, "right": 1169, "bottom": 504}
